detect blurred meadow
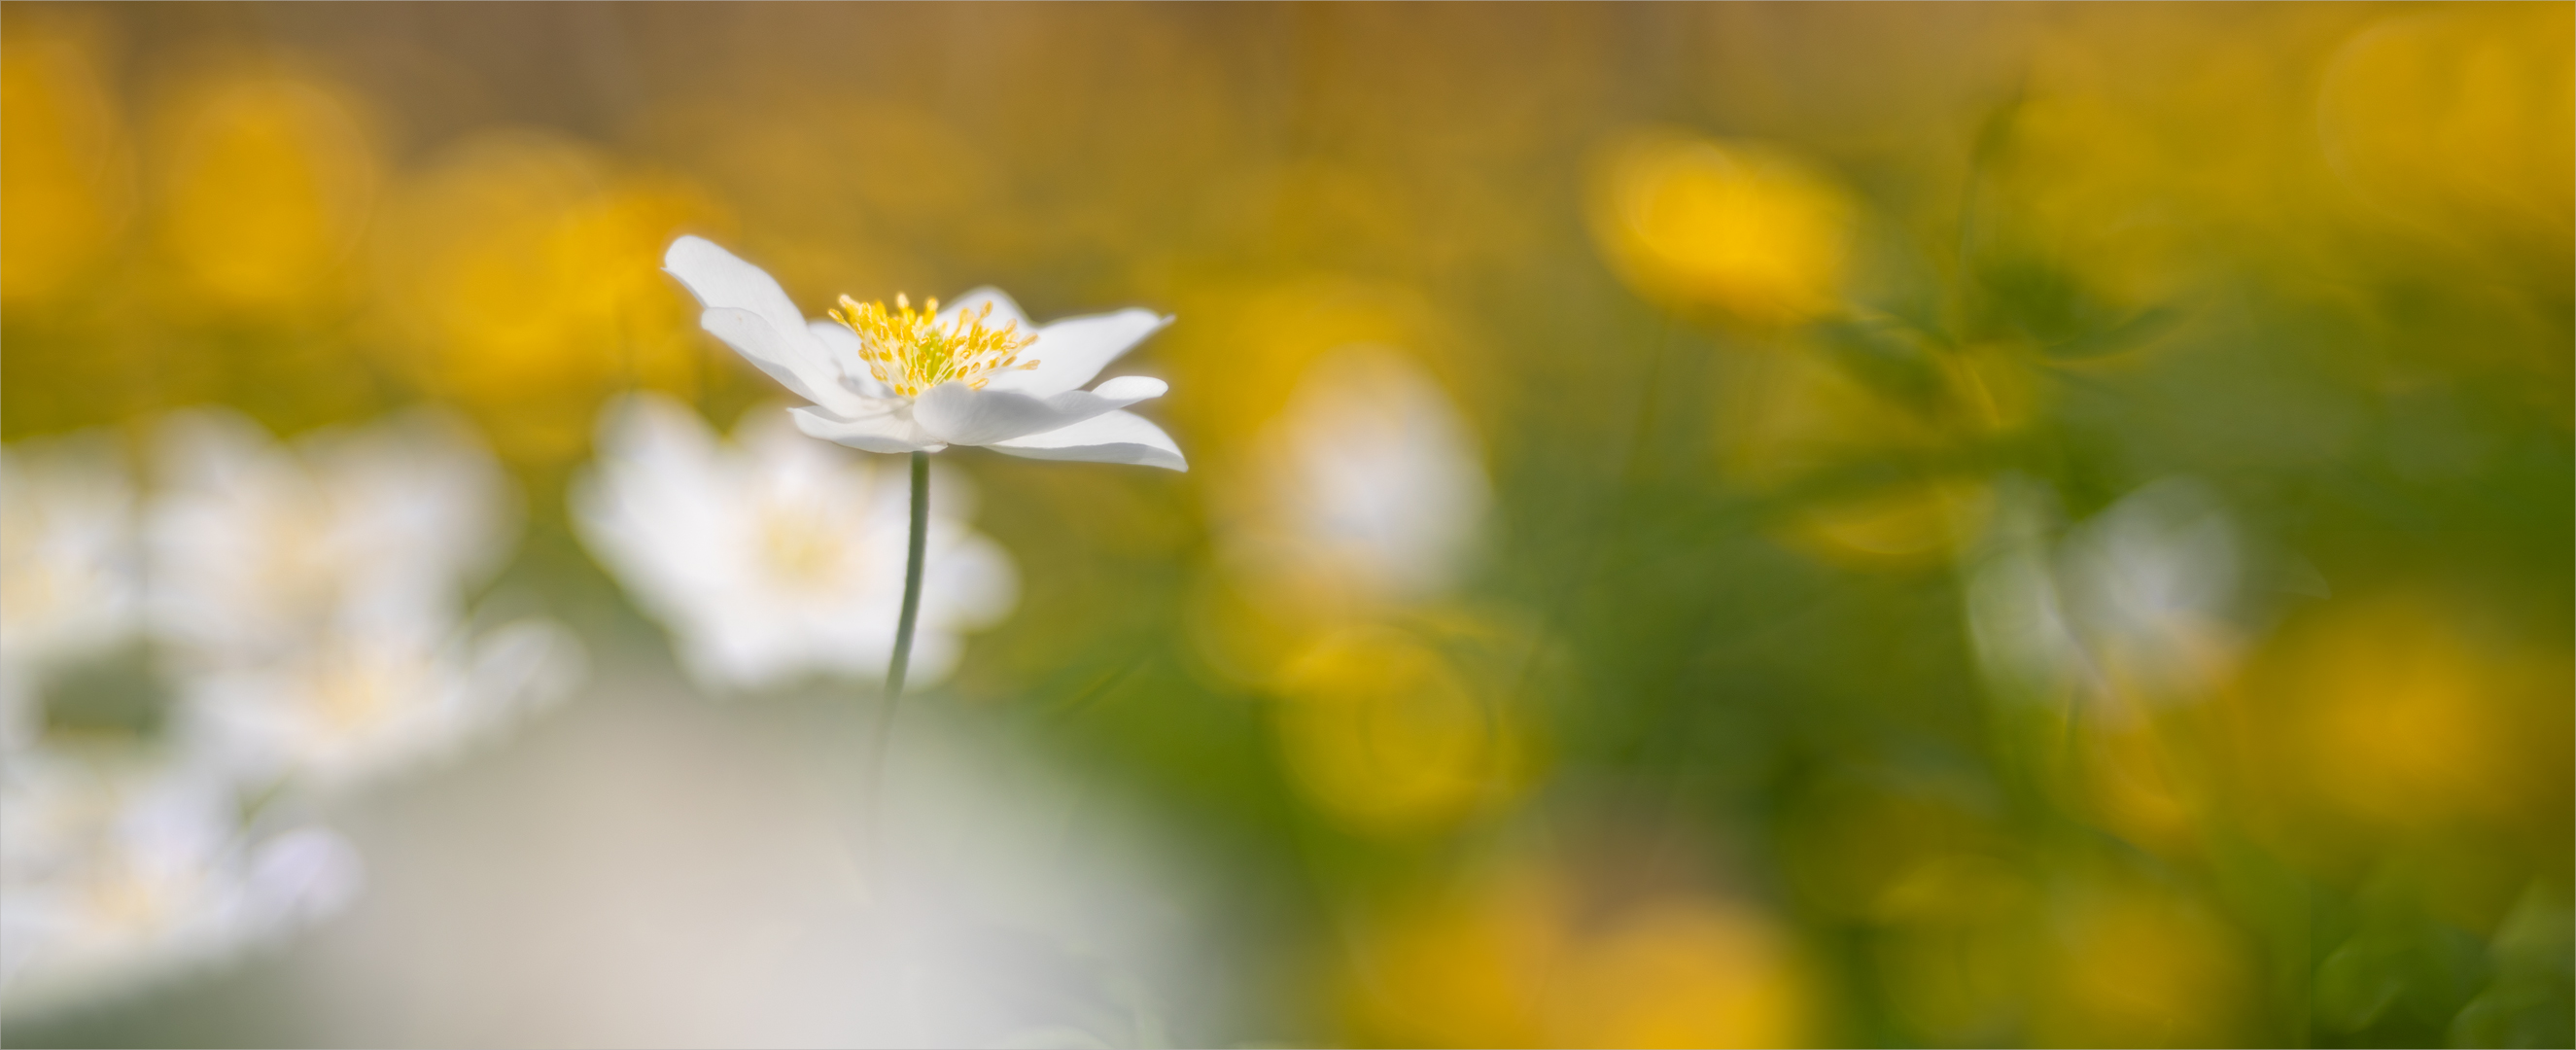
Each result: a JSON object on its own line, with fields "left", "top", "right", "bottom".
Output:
{"left": 2, "top": 2, "right": 2570, "bottom": 1047}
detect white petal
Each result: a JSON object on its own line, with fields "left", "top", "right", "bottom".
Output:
{"left": 788, "top": 405, "right": 945, "bottom": 454}
{"left": 983, "top": 309, "right": 1171, "bottom": 397}
{"left": 1085, "top": 374, "right": 1170, "bottom": 402}
{"left": 987, "top": 409, "right": 1187, "bottom": 472}
{"left": 806, "top": 320, "right": 895, "bottom": 399}
{"left": 664, "top": 236, "right": 808, "bottom": 337}
{"left": 665, "top": 237, "right": 861, "bottom": 414}
{"left": 912, "top": 375, "right": 1168, "bottom": 447}
{"left": 698, "top": 308, "right": 867, "bottom": 417}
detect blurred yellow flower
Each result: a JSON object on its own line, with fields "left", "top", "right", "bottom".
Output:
{"left": 1271, "top": 621, "right": 1531, "bottom": 835}
{"left": 1547, "top": 898, "right": 1810, "bottom": 1049}
{"left": 1587, "top": 129, "right": 1855, "bottom": 325}
{"left": 374, "top": 132, "right": 715, "bottom": 465}
{"left": 2031, "top": 883, "right": 2256, "bottom": 1048}
{"left": 1340, "top": 865, "right": 1563, "bottom": 1048}
{"left": 0, "top": 24, "right": 131, "bottom": 307}
{"left": 1339, "top": 856, "right": 1811, "bottom": 1048}
{"left": 1992, "top": 9, "right": 2357, "bottom": 310}
{"left": 2261, "top": 598, "right": 2565, "bottom": 835}
{"left": 2320, "top": 4, "right": 2575, "bottom": 268}
{"left": 149, "top": 67, "right": 378, "bottom": 317}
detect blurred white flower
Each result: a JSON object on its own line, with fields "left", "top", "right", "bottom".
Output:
{"left": 0, "top": 753, "right": 359, "bottom": 1015}
{"left": 146, "top": 408, "right": 513, "bottom": 660}
{"left": 176, "top": 620, "right": 583, "bottom": 790}
{"left": 1218, "top": 345, "right": 1491, "bottom": 607}
{"left": 663, "top": 236, "right": 1186, "bottom": 471}
{"left": 574, "top": 394, "right": 1019, "bottom": 692}
{"left": 1966, "top": 476, "right": 2244, "bottom": 713}
{"left": 1962, "top": 479, "right": 2083, "bottom": 706}
{"left": 1, "top": 433, "right": 145, "bottom": 750}
{"left": 144, "top": 407, "right": 580, "bottom": 788}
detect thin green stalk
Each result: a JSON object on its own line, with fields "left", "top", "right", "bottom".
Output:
{"left": 885, "top": 450, "right": 931, "bottom": 701}
{"left": 863, "top": 450, "right": 930, "bottom": 894}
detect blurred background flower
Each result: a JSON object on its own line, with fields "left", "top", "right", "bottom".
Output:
{"left": 1, "top": 756, "right": 359, "bottom": 1016}
{"left": 1336, "top": 841, "right": 1812, "bottom": 1048}
{"left": 0, "top": 19, "right": 132, "bottom": 311}
{"left": 145, "top": 62, "right": 378, "bottom": 322}
{"left": 1215, "top": 345, "right": 1490, "bottom": 616}
{"left": 573, "top": 393, "right": 1017, "bottom": 692}
{"left": 0, "top": 4, "right": 2566, "bottom": 1048}
{"left": 1587, "top": 129, "right": 1856, "bottom": 327}
{"left": 0, "top": 433, "right": 141, "bottom": 747}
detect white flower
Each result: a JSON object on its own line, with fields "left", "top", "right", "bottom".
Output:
{"left": 661, "top": 236, "right": 1186, "bottom": 471}
{"left": 1966, "top": 476, "right": 2245, "bottom": 713}
{"left": 174, "top": 620, "right": 583, "bottom": 791}
{"left": 0, "top": 753, "right": 359, "bottom": 1015}
{"left": 573, "top": 394, "right": 1019, "bottom": 692}
{"left": 146, "top": 407, "right": 512, "bottom": 661}
{"left": 143, "top": 407, "right": 580, "bottom": 788}
{"left": 1, "top": 432, "right": 145, "bottom": 749}
{"left": 1217, "top": 345, "right": 1491, "bottom": 607}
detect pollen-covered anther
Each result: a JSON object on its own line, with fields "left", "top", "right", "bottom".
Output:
{"left": 829, "top": 293, "right": 1041, "bottom": 397}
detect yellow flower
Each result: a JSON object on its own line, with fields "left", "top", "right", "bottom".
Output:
{"left": 1587, "top": 129, "right": 1856, "bottom": 325}
{"left": 2261, "top": 597, "right": 2565, "bottom": 834}
{"left": 0, "top": 24, "right": 131, "bottom": 307}
{"left": 149, "top": 67, "right": 378, "bottom": 317}
{"left": 1270, "top": 620, "right": 1533, "bottom": 835}
{"left": 374, "top": 132, "right": 714, "bottom": 465}
{"left": 1547, "top": 898, "right": 1811, "bottom": 1049}
{"left": 1339, "top": 855, "right": 1813, "bottom": 1048}
{"left": 2320, "top": 4, "right": 2574, "bottom": 266}
{"left": 2031, "top": 883, "right": 2256, "bottom": 1048}
{"left": 1339, "top": 865, "right": 1563, "bottom": 1048}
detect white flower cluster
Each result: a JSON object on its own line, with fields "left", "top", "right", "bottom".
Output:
{"left": 0, "top": 411, "right": 582, "bottom": 1015}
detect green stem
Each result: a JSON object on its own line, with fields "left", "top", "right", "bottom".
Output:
{"left": 885, "top": 450, "right": 931, "bottom": 701}
{"left": 863, "top": 450, "right": 929, "bottom": 892}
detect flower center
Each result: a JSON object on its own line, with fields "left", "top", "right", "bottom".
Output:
{"left": 829, "top": 294, "right": 1038, "bottom": 398}
{"left": 757, "top": 501, "right": 849, "bottom": 588}
{"left": 310, "top": 648, "right": 398, "bottom": 735}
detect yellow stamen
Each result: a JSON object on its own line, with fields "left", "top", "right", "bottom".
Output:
{"left": 828, "top": 294, "right": 1039, "bottom": 397}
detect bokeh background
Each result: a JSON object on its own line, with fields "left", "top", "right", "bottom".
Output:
{"left": 4, "top": 2, "right": 2570, "bottom": 1047}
